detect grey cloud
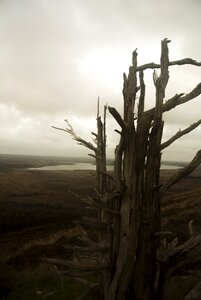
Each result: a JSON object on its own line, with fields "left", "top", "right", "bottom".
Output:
{"left": 0, "top": 0, "right": 200, "bottom": 159}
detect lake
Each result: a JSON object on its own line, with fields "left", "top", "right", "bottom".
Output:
{"left": 29, "top": 162, "right": 182, "bottom": 171}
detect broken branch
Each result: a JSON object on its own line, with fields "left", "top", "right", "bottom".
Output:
{"left": 108, "top": 106, "right": 127, "bottom": 130}
{"left": 162, "top": 149, "right": 201, "bottom": 192}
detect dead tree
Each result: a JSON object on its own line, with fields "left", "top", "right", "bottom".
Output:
{"left": 51, "top": 39, "right": 201, "bottom": 300}
{"left": 52, "top": 98, "right": 108, "bottom": 194}
{"left": 102, "top": 39, "right": 201, "bottom": 300}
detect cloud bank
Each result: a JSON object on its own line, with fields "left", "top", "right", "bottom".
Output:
{"left": 0, "top": 0, "right": 200, "bottom": 161}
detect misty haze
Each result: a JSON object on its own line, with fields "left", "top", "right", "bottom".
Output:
{"left": 0, "top": 1, "right": 201, "bottom": 300}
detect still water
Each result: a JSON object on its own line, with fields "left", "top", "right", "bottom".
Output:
{"left": 29, "top": 163, "right": 181, "bottom": 171}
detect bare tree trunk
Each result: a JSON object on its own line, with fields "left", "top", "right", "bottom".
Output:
{"left": 104, "top": 39, "right": 201, "bottom": 300}
{"left": 52, "top": 39, "right": 201, "bottom": 300}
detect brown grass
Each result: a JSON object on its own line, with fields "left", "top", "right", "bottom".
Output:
{"left": 0, "top": 157, "right": 201, "bottom": 299}
{"left": 0, "top": 166, "right": 201, "bottom": 261}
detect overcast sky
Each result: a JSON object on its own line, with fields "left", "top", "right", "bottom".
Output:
{"left": 0, "top": 0, "right": 200, "bottom": 161}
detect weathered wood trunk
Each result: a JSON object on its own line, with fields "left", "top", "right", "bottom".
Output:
{"left": 52, "top": 38, "right": 201, "bottom": 300}
{"left": 96, "top": 100, "right": 107, "bottom": 195}
{"left": 103, "top": 39, "right": 201, "bottom": 300}
{"left": 104, "top": 40, "right": 168, "bottom": 300}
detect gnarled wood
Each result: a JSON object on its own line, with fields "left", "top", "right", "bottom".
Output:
{"left": 53, "top": 39, "right": 201, "bottom": 300}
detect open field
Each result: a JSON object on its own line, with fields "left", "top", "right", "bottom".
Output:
{"left": 0, "top": 154, "right": 201, "bottom": 299}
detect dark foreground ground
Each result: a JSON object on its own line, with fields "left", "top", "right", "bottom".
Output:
{"left": 0, "top": 154, "right": 201, "bottom": 299}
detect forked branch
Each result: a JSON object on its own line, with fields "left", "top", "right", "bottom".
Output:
{"left": 163, "top": 83, "right": 201, "bottom": 113}
{"left": 146, "top": 82, "right": 201, "bottom": 117}
{"left": 52, "top": 119, "right": 97, "bottom": 153}
{"left": 161, "top": 119, "right": 201, "bottom": 150}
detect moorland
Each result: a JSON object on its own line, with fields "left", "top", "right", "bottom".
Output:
{"left": 0, "top": 154, "right": 201, "bottom": 300}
